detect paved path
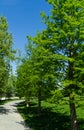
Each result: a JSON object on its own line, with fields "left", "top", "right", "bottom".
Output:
{"left": 0, "top": 100, "right": 30, "bottom": 130}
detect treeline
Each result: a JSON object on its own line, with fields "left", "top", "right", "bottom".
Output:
{"left": 16, "top": 1, "right": 84, "bottom": 130}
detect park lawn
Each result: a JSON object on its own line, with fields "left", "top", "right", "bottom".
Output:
{"left": 17, "top": 98, "right": 84, "bottom": 130}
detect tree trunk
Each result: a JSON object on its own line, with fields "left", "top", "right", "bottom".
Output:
{"left": 68, "top": 40, "right": 78, "bottom": 130}
{"left": 38, "top": 86, "right": 41, "bottom": 115}
{"left": 25, "top": 97, "right": 30, "bottom": 107}
{"left": 69, "top": 94, "right": 78, "bottom": 130}
{"left": 25, "top": 99, "right": 30, "bottom": 107}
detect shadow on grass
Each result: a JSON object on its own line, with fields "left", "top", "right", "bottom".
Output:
{"left": 78, "top": 119, "right": 84, "bottom": 130}
{"left": 17, "top": 102, "right": 71, "bottom": 130}
{"left": 0, "top": 100, "right": 6, "bottom": 105}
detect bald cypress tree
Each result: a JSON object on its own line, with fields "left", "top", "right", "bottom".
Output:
{"left": 0, "top": 17, "right": 15, "bottom": 96}
{"left": 30, "top": 0, "right": 84, "bottom": 129}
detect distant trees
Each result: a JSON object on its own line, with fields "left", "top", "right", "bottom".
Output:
{"left": 5, "top": 72, "right": 16, "bottom": 98}
{"left": 16, "top": 59, "right": 33, "bottom": 101}
{"left": 16, "top": 0, "right": 84, "bottom": 130}
{"left": 0, "top": 17, "right": 15, "bottom": 97}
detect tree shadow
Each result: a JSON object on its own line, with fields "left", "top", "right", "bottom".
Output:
{"left": 0, "top": 106, "right": 9, "bottom": 114}
{"left": 78, "top": 118, "right": 84, "bottom": 130}
{"left": 16, "top": 121, "right": 31, "bottom": 130}
{"left": 18, "top": 102, "right": 71, "bottom": 130}
{"left": 0, "top": 100, "right": 23, "bottom": 115}
{"left": 18, "top": 101, "right": 84, "bottom": 130}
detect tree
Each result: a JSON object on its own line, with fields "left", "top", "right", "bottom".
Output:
{"left": 0, "top": 16, "right": 15, "bottom": 96}
{"left": 26, "top": 36, "right": 61, "bottom": 115}
{"left": 16, "top": 59, "right": 34, "bottom": 104}
{"left": 16, "top": 36, "right": 59, "bottom": 114}
{"left": 5, "top": 72, "right": 16, "bottom": 98}
{"left": 36, "top": 0, "right": 84, "bottom": 130}
{"left": 29, "top": 0, "right": 84, "bottom": 129}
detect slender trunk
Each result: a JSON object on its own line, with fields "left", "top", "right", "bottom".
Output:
{"left": 68, "top": 38, "right": 78, "bottom": 130}
{"left": 68, "top": 70, "right": 78, "bottom": 130}
{"left": 69, "top": 94, "right": 78, "bottom": 130}
{"left": 25, "top": 97, "right": 30, "bottom": 107}
{"left": 38, "top": 86, "right": 41, "bottom": 115}
{"left": 26, "top": 99, "right": 30, "bottom": 107}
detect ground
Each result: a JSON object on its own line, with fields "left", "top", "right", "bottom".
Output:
{"left": 0, "top": 100, "right": 30, "bottom": 130}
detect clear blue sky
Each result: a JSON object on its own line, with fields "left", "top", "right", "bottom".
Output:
{"left": 0, "top": 0, "right": 51, "bottom": 52}
{"left": 0, "top": 0, "right": 51, "bottom": 73}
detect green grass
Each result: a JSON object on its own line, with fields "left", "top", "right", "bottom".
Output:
{"left": 17, "top": 99, "right": 84, "bottom": 130}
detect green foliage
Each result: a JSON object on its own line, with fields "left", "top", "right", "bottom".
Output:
{"left": 16, "top": 1, "right": 84, "bottom": 129}
{"left": 16, "top": 59, "right": 34, "bottom": 99}
{"left": 50, "top": 89, "right": 63, "bottom": 103}
{"left": 0, "top": 16, "right": 15, "bottom": 96}
{"left": 5, "top": 74, "right": 16, "bottom": 98}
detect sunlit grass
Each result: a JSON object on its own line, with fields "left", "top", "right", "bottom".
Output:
{"left": 17, "top": 98, "right": 84, "bottom": 130}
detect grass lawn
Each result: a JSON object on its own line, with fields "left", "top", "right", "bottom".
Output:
{"left": 17, "top": 98, "right": 84, "bottom": 130}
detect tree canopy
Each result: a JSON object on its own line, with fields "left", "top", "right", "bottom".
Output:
{"left": 0, "top": 16, "right": 15, "bottom": 97}
{"left": 16, "top": 0, "right": 84, "bottom": 130}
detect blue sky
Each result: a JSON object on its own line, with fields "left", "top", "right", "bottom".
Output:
{"left": 0, "top": 0, "right": 51, "bottom": 51}
{"left": 0, "top": 0, "right": 51, "bottom": 73}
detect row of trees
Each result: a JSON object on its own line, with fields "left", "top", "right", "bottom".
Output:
{"left": 16, "top": 0, "right": 84, "bottom": 130}
{"left": 1, "top": 1, "right": 83, "bottom": 130}
{"left": 0, "top": 16, "right": 15, "bottom": 98}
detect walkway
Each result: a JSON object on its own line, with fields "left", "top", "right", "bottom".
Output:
{"left": 0, "top": 100, "right": 30, "bottom": 130}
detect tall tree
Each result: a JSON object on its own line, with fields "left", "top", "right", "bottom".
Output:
{"left": 30, "top": 0, "right": 84, "bottom": 129}
{"left": 16, "top": 58, "right": 35, "bottom": 104}
{"left": 16, "top": 36, "right": 59, "bottom": 114}
{"left": 39, "top": 0, "right": 84, "bottom": 130}
{"left": 0, "top": 16, "right": 15, "bottom": 96}
{"left": 26, "top": 36, "right": 61, "bottom": 114}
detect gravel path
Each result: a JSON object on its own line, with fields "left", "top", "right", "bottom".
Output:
{"left": 0, "top": 100, "right": 30, "bottom": 130}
